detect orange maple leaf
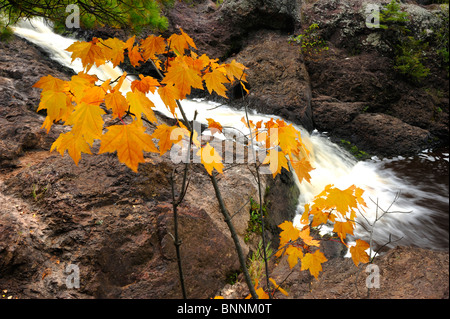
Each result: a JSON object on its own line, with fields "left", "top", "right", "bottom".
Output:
{"left": 290, "top": 157, "right": 314, "bottom": 184}
{"left": 206, "top": 118, "right": 223, "bottom": 135}
{"left": 350, "top": 239, "right": 370, "bottom": 266}
{"left": 66, "top": 38, "right": 105, "bottom": 71}
{"left": 140, "top": 34, "right": 166, "bottom": 61}
{"left": 162, "top": 56, "right": 203, "bottom": 99}
{"left": 203, "top": 67, "right": 230, "bottom": 98}
{"left": 151, "top": 124, "right": 183, "bottom": 156}
{"left": 158, "top": 84, "right": 179, "bottom": 116}
{"left": 131, "top": 74, "right": 160, "bottom": 94}
{"left": 98, "top": 121, "right": 158, "bottom": 172}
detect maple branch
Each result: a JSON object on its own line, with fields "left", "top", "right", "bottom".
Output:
{"left": 209, "top": 172, "right": 258, "bottom": 299}
{"left": 242, "top": 76, "right": 272, "bottom": 299}
{"left": 169, "top": 111, "right": 197, "bottom": 299}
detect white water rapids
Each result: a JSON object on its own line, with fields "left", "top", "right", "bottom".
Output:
{"left": 11, "top": 18, "right": 449, "bottom": 252}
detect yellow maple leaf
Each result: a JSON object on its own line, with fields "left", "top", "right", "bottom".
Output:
{"left": 278, "top": 221, "right": 300, "bottom": 247}
{"left": 262, "top": 150, "right": 290, "bottom": 178}
{"left": 33, "top": 74, "right": 66, "bottom": 92}
{"left": 51, "top": 131, "right": 92, "bottom": 165}
{"left": 290, "top": 157, "right": 314, "bottom": 184}
{"left": 151, "top": 124, "right": 183, "bottom": 156}
{"left": 196, "top": 143, "right": 223, "bottom": 175}
{"left": 299, "top": 226, "right": 320, "bottom": 247}
{"left": 65, "top": 102, "right": 105, "bottom": 145}
{"left": 224, "top": 59, "right": 247, "bottom": 82}
{"left": 99, "top": 121, "right": 158, "bottom": 172}
{"left": 301, "top": 250, "right": 328, "bottom": 279}
{"left": 350, "top": 239, "right": 370, "bottom": 266}
{"left": 100, "top": 37, "right": 125, "bottom": 68}
{"left": 325, "top": 186, "right": 358, "bottom": 215}
{"left": 36, "top": 90, "right": 72, "bottom": 129}
{"left": 158, "top": 84, "right": 179, "bottom": 116}
{"left": 66, "top": 38, "right": 105, "bottom": 71}
{"left": 333, "top": 220, "right": 355, "bottom": 243}
{"left": 285, "top": 245, "right": 304, "bottom": 269}
{"left": 126, "top": 90, "right": 157, "bottom": 124}
{"left": 203, "top": 68, "right": 230, "bottom": 98}
{"left": 105, "top": 90, "right": 128, "bottom": 119}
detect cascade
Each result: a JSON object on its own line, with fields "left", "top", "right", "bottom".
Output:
{"left": 11, "top": 18, "right": 449, "bottom": 251}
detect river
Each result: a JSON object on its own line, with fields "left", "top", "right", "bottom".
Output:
{"left": 11, "top": 18, "right": 449, "bottom": 253}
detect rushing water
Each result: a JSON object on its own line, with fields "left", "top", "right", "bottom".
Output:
{"left": 11, "top": 18, "right": 449, "bottom": 252}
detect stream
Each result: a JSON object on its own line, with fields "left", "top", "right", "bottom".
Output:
{"left": 12, "top": 18, "right": 449, "bottom": 252}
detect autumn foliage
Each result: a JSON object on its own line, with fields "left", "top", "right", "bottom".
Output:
{"left": 33, "top": 28, "right": 371, "bottom": 298}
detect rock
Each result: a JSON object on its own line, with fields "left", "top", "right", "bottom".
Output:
{"left": 228, "top": 30, "right": 314, "bottom": 131}
{"left": 344, "top": 113, "right": 431, "bottom": 156}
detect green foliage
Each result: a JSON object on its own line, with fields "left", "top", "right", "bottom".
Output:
{"left": 379, "top": 0, "right": 431, "bottom": 82}
{"left": 340, "top": 139, "right": 370, "bottom": 160}
{"left": 0, "top": 0, "right": 172, "bottom": 32}
{"left": 245, "top": 198, "right": 268, "bottom": 242}
{"left": 248, "top": 239, "right": 273, "bottom": 284}
{"left": 433, "top": 5, "right": 449, "bottom": 75}
{"left": 379, "top": 0, "right": 410, "bottom": 33}
{"left": 289, "top": 23, "right": 329, "bottom": 57}
{"left": 394, "top": 36, "right": 431, "bottom": 81}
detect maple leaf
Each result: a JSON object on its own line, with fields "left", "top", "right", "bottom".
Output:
{"left": 269, "top": 278, "right": 289, "bottom": 297}
{"left": 162, "top": 56, "right": 204, "bottom": 99}
{"left": 33, "top": 74, "right": 66, "bottom": 92}
{"left": 140, "top": 35, "right": 166, "bottom": 61}
{"left": 126, "top": 90, "right": 157, "bottom": 124}
{"left": 99, "top": 121, "right": 158, "bottom": 172}
{"left": 151, "top": 124, "right": 183, "bottom": 156}
{"left": 128, "top": 45, "right": 144, "bottom": 68}
{"left": 325, "top": 186, "right": 358, "bottom": 215}
{"left": 285, "top": 245, "right": 304, "bottom": 269}
{"left": 51, "top": 131, "right": 92, "bottom": 165}
{"left": 66, "top": 72, "right": 98, "bottom": 104}
{"left": 168, "top": 28, "right": 197, "bottom": 55}
{"left": 158, "top": 84, "right": 179, "bottom": 116}
{"left": 36, "top": 90, "right": 72, "bottom": 130}
{"left": 66, "top": 38, "right": 105, "bottom": 71}
{"left": 224, "top": 59, "right": 247, "bottom": 82}
{"left": 290, "top": 157, "right": 314, "bottom": 184}
{"left": 262, "top": 150, "right": 290, "bottom": 178}
{"left": 350, "top": 239, "right": 370, "bottom": 266}
{"left": 299, "top": 227, "right": 320, "bottom": 247}
{"left": 301, "top": 250, "right": 328, "bottom": 279}
{"left": 333, "top": 221, "right": 355, "bottom": 243}
{"left": 131, "top": 74, "right": 160, "bottom": 94}
{"left": 79, "top": 85, "right": 107, "bottom": 106}
{"left": 65, "top": 102, "right": 105, "bottom": 145}
{"left": 105, "top": 90, "right": 128, "bottom": 119}
{"left": 203, "top": 68, "right": 230, "bottom": 98}
{"left": 100, "top": 37, "right": 125, "bottom": 67}
{"left": 196, "top": 143, "right": 224, "bottom": 175}
{"left": 278, "top": 221, "right": 300, "bottom": 247}
{"left": 206, "top": 118, "right": 223, "bottom": 135}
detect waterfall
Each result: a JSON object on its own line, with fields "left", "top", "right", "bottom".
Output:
{"left": 11, "top": 18, "right": 449, "bottom": 252}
